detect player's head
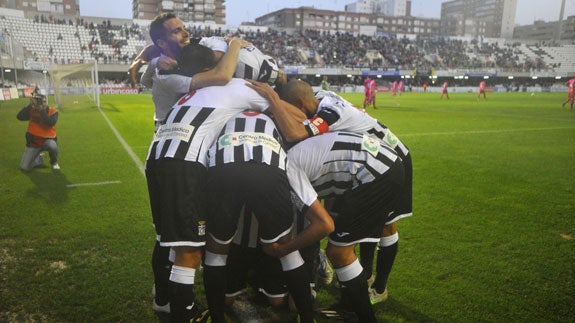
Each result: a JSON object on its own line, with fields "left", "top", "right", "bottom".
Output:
{"left": 149, "top": 13, "right": 190, "bottom": 58}
{"left": 279, "top": 79, "right": 319, "bottom": 117}
{"left": 176, "top": 43, "right": 217, "bottom": 77}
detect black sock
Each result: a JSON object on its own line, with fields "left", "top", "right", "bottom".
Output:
{"left": 359, "top": 242, "right": 376, "bottom": 281}
{"left": 284, "top": 265, "right": 314, "bottom": 323}
{"left": 203, "top": 264, "right": 227, "bottom": 322}
{"left": 374, "top": 241, "right": 398, "bottom": 293}
{"left": 151, "top": 241, "right": 171, "bottom": 305}
{"left": 169, "top": 281, "right": 197, "bottom": 323}
{"left": 340, "top": 273, "right": 377, "bottom": 323}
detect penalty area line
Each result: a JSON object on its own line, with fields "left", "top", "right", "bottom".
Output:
{"left": 66, "top": 180, "right": 122, "bottom": 188}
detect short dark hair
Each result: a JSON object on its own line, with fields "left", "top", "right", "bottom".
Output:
{"left": 176, "top": 44, "right": 217, "bottom": 77}
{"left": 149, "top": 13, "right": 177, "bottom": 45}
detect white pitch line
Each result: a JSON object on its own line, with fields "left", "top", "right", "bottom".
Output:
{"left": 400, "top": 126, "right": 575, "bottom": 138}
{"left": 67, "top": 180, "right": 122, "bottom": 188}
{"left": 97, "top": 106, "right": 145, "bottom": 176}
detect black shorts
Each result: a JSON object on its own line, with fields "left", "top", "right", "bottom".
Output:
{"left": 206, "top": 162, "right": 293, "bottom": 243}
{"left": 328, "top": 158, "right": 405, "bottom": 246}
{"left": 393, "top": 150, "right": 413, "bottom": 222}
{"left": 145, "top": 158, "right": 207, "bottom": 247}
{"left": 225, "top": 243, "right": 287, "bottom": 298}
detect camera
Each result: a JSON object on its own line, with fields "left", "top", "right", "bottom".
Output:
{"left": 32, "top": 94, "right": 45, "bottom": 107}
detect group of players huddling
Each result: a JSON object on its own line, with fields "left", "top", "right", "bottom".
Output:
{"left": 132, "top": 13, "right": 413, "bottom": 323}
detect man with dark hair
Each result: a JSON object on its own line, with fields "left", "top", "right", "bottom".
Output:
{"left": 135, "top": 13, "right": 250, "bottom": 319}
{"left": 132, "top": 13, "right": 250, "bottom": 130}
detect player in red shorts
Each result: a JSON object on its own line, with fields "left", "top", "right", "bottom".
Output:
{"left": 440, "top": 81, "right": 449, "bottom": 100}
{"left": 477, "top": 80, "right": 487, "bottom": 100}
{"left": 562, "top": 78, "right": 574, "bottom": 110}
{"left": 363, "top": 77, "right": 377, "bottom": 109}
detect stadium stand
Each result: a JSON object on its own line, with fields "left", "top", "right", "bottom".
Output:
{"left": 0, "top": 8, "right": 573, "bottom": 91}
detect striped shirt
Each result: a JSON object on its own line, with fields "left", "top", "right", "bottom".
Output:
{"left": 310, "top": 90, "right": 409, "bottom": 157}
{"left": 146, "top": 78, "right": 269, "bottom": 166}
{"left": 287, "top": 131, "right": 399, "bottom": 207}
{"left": 208, "top": 111, "right": 287, "bottom": 170}
{"left": 236, "top": 45, "right": 279, "bottom": 85}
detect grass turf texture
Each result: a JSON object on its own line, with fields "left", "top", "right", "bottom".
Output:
{"left": 1, "top": 91, "right": 574, "bottom": 322}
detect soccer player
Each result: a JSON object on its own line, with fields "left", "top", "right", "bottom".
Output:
{"left": 133, "top": 13, "right": 251, "bottom": 131}
{"left": 202, "top": 111, "right": 333, "bottom": 322}
{"left": 247, "top": 79, "right": 413, "bottom": 305}
{"left": 145, "top": 44, "right": 272, "bottom": 322}
{"left": 135, "top": 13, "right": 251, "bottom": 317}
{"left": 478, "top": 80, "right": 487, "bottom": 100}
{"left": 440, "top": 81, "right": 450, "bottom": 100}
{"left": 391, "top": 80, "right": 398, "bottom": 96}
{"left": 398, "top": 80, "right": 404, "bottom": 96}
{"left": 363, "top": 76, "right": 376, "bottom": 109}
{"left": 266, "top": 131, "right": 406, "bottom": 323}
{"left": 562, "top": 78, "right": 574, "bottom": 110}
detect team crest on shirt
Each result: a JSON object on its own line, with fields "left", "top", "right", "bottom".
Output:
{"left": 198, "top": 221, "right": 206, "bottom": 236}
{"left": 362, "top": 135, "right": 380, "bottom": 157}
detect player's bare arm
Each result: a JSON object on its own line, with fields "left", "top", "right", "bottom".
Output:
{"left": 189, "top": 37, "right": 252, "bottom": 90}
{"left": 246, "top": 80, "right": 310, "bottom": 142}
{"left": 263, "top": 200, "right": 334, "bottom": 258}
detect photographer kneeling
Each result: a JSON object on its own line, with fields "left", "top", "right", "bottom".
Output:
{"left": 17, "top": 94, "right": 60, "bottom": 171}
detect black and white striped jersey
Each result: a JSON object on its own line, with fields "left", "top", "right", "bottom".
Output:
{"left": 198, "top": 38, "right": 280, "bottom": 85}
{"left": 146, "top": 78, "right": 269, "bottom": 166}
{"left": 208, "top": 111, "right": 287, "bottom": 170}
{"left": 310, "top": 90, "right": 409, "bottom": 157}
{"left": 236, "top": 45, "right": 279, "bottom": 85}
{"left": 287, "top": 131, "right": 399, "bottom": 207}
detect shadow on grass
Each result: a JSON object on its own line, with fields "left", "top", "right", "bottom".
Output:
{"left": 24, "top": 169, "right": 71, "bottom": 204}
{"left": 100, "top": 102, "right": 121, "bottom": 112}
{"left": 375, "top": 297, "right": 436, "bottom": 322}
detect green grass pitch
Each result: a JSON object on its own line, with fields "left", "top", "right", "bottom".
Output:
{"left": 1, "top": 90, "right": 574, "bottom": 322}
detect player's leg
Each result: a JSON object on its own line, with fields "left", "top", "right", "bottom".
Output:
{"left": 359, "top": 242, "right": 376, "bottom": 282}
{"left": 153, "top": 160, "right": 208, "bottom": 323}
{"left": 370, "top": 223, "right": 398, "bottom": 301}
{"left": 203, "top": 235, "right": 231, "bottom": 322}
{"left": 275, "top": 235, "right": 315, "bottom": 323}
{"left": 252, "top": 163, "right": 315, "bottom": 322}
{"left": 170, "top": 246, "right": 205, "bottom": 323}
{"left": 151, "top": 240, "right": 172, "bottom": 312}
{"left": 327, "top": 243, "right": 376, "bottom": 323}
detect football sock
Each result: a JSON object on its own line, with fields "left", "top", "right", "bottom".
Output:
{"left": 359, "top": 242, "right": 376, "bottom": 281}
{"left": 151, "top": 241, "right": 172, "bottom": 306}
{"left": 336, "top": 260, "right": 376, "bottom": 323}
{"left": 203, "top": 251, "right": 228, "bottom": 322}
{"left": 281, "top": 251, "right": 314, "bottom": 323}
{"left": 169, "top": 265, "right": 197, "bottom": 323}
{"left": 374, "top": 232, "right": 399, "bottom": 293}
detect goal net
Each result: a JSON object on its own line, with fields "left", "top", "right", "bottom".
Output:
{"left": 50, "top": 61, "right": 100, "bottom": 110}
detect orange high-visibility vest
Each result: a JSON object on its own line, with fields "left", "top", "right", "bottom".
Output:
{"left": 27, "top": 107, "right": 57, "bottom": 138}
